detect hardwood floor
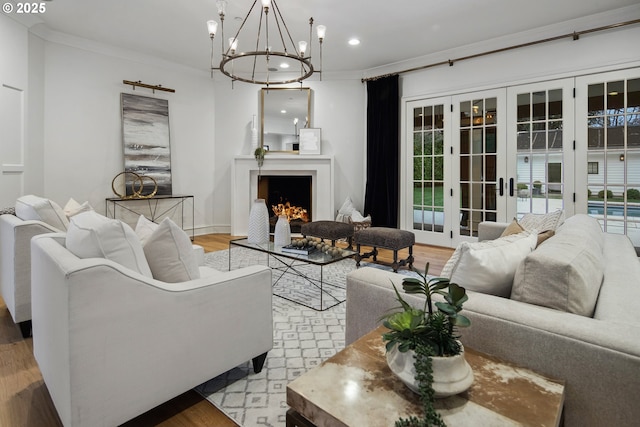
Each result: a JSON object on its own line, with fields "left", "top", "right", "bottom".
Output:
{"left": 0, "top": 234, "right": 452, "bottom": 426}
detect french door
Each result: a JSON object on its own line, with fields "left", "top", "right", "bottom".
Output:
{"left": 405, "top": 82, "right": 575, "bottom": 247}
{"left": 406, "top": 97, "right": 452, "bottom": 247}
{"left": 576, "top": 68, "right": 640, "bottom": 248}
{"left": 506, "top": 79, "right": 575, "bottom": 220}
{"left": 451, "top": 89, "right": 507, "bottom": 245}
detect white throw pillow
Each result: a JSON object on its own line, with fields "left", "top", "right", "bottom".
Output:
{"left": 63, "top": 198, "right": 94, "bottom": 218}
{"left": 441, "top": 231, "right": 538, "bottom": 297}
{"left": 519, "top": 210, "right": 565, "bottom": 232}
{"left": 15, "top": 194, "right": 69, "bottom": 231}
{"left": 335, "top": 196, "right": 355, "bottom": 222}
{"left": 134, "top": 215, "right": 158, "bottom": 245}
{"left": 143, "top": 218, "right": 200, "bottom": 283}
{"left": 66, "top": 211, "right": 152, "bottom": 277}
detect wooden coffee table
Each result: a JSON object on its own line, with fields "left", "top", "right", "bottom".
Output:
{"left": 287, "top": 326, "right": 565, "bottom": 427}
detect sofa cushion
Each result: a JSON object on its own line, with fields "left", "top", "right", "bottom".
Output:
{"left": 511, "top": 217, "right": 604, "bottom": 317}
{"left": 66, "top": 211, "right": 152, "bottom": 277}
{"left": 441, "top": 231, "right": 537, "bottom": 297}
{"left": 63, "top": 198, "right": 94, "bottom": 218}
{"left": 15, "top": 195, "right": 69, "bottom": 231}
{"left": 143, "top": 218, "right": 200, "bottom": 283}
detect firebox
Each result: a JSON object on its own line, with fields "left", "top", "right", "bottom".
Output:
{"left": 257, "top": 175, "right": 312, "bottom": 233}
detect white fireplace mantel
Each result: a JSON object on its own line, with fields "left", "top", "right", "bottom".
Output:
{"left": 231, "top": 154, "right": 334, "bottom": 236}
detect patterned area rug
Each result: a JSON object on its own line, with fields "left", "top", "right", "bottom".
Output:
{"left": 194, "top": 248, "right": 419, "bottom": 427}
{"left": 195, "top": 248, "right": 352, "bottom": 427}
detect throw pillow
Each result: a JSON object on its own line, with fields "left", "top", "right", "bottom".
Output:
{"left": 335, "top": 196, "right": 355, "bottom": 222}
{"left": 15, "top": 194, "right": 69, "bottom": 231}
{"left": 499, "top": 218, "right": 525, "bottom": 237}
{"left": 66, "top": 211, "right": 152, "bottom": 277}
{"left": 519, "top": 210, "right": 565, "bottom": 232}
{"left": 63, "top": 198, "right": 94, "bottom": 218}
{"left": 143, "top": 218, "right": 200, "bottom": 283}
{"left": 134, "top": 215, "right": 158, "bottom": 245}
{"left": 441, "top": 231, "right": 538, "bottom": 297}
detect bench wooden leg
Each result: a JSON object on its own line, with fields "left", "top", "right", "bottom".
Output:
{"left": 355, "top": 245, "right": 378, "bottom": 268}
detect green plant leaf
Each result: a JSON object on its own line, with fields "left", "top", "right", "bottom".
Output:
{"left": 452, "top": 314, "right": 471, "bottom": 327}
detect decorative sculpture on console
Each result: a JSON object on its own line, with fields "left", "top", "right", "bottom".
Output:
{"left": 111, "top": 171, "right": 158, "bottom": 199}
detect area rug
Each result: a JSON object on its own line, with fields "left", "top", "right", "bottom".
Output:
{"left": 194, "top": 248, "right": 419, "bottom": 427}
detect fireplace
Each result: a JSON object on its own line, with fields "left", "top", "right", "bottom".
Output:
{"left": 231, "top": 154, "right": 334, "bottom": 237}
{"left": 258, "top": 175, "right": 312, "bottom": 233}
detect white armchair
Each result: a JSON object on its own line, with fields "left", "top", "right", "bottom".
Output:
{"left": 30, "top": 233, "right": 273, "bottom": 427}
{"left": 0, "top": 213, "right": 62, "bottom": 336}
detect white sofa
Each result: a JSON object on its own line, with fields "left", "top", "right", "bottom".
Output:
{"left": 0, "top": 213, "right": 62, "bottom": 336}
{"left": 346, "top": 214, "right": 640, "bottom": 427}
{"left": 31, "top": 233, "right": 273, "bottom": 427}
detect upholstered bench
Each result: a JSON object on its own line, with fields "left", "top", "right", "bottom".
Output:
{"left": 301, "top": 220, "right": 354, "bottom": 249}
{"left": 354, "top": 227, "right": 415, "bottom": 272}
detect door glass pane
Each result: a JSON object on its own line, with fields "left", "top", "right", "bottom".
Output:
{"left": 517, "top": 93, "right": 530, "bottom": 122}
{"left": 434, "top": 105, "right": 445, "bottom": 129}
{"left": 532, "top": 91, "right": 546, "bottom": 121}
{"left": 413, "top": 133, "right": 422, "bottom": 155}
{"left": 460, "top": 130, "right": 470, "bottom": 154}
{"left": 486, "top": 127, "right": 497, "bottom": 153}
{"left": 549, "top": 121, "right": 563, "bottom": 149}
{"left": 588, "top": 83, "right": 605, "bottom": 116}
{"left": 548, "top": 89, "right": 563, "bottom": 119}
{"left": 413, "top": 107, "right": 423, "bottom": 131}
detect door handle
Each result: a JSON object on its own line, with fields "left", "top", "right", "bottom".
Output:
{"left": 499, "top": 178, "right": 504, "bottom": 196}
{"left": 509, "top": 178, "right": 514, "bottom": 197}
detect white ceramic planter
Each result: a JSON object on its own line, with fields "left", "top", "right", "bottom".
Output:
{"left": 247, "top": 199, "right": 270, "bottom": 244}
{"left": 386, "top": 343, "right": 474, "bottom": 398}
{"left": 274, "top": 215, "right": 291, "bottom": 246}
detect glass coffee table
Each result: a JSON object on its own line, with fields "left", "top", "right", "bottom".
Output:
{"left": 229, "top": 238, "right": 356, "bottom": 311}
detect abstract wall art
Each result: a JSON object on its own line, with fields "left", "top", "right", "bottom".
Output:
{"left": 121, "top": 93, "right": 172, "bottom": 196}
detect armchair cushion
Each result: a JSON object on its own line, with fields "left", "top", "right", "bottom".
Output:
{"left": 15, "top": 194, "right": 68, "bottom": 231}
{"left": 143, "top": 218, "right": 200, "bottom": 283}
{"left": 65, "top": 211, "right": 152, "bottom": 277}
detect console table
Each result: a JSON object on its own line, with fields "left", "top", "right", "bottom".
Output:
{"left": 105, "top": 194, "right": 194, "bottom": 240}
{"left": 287, "top": 325, "right": 565, "bottom": 427}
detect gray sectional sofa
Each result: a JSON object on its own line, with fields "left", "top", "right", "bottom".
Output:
{"left": 346, "top": 214, "right": 640, "bottom": 427}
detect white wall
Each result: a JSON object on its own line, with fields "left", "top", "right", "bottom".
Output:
{"left": 39, "top": 40, "right": 216, "bottom": 233}
{"left": 398, "top": 8, "right": 640, "bottom": 99}
{"left": 0, "top": 15, "right": 32, "bottom": 207}
{"left": 213, "top": 78, "right": 366, "bottom": 233}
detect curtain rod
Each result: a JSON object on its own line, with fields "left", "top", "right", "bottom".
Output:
{"left": 362, "top": 18, "right": 640, "bottom": 83}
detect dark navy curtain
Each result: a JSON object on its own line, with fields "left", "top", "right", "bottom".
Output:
{"left": 364, "top": 75, "right": 399, "bottom": 227}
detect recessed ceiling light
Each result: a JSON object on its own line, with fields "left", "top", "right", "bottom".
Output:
{"left": 281, "top": 110, "right": 287, "bottom": 114}
{"left": 348, "top": 38, "right": 360, "bottom": 46}
{"left": 280, "top": 63, "right": 290, "bottom": 69}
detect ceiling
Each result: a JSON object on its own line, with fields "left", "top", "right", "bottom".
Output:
{"left": 15, "top": 0, "right": 640, "bottom": 76}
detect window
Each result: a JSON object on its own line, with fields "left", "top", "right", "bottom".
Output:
{"left": 588, "top": 162, "right": 599, "bottom": 174}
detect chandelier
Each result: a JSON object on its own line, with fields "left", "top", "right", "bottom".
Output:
{"left": 206, "top": 0, "right": 325, "bottom": 86}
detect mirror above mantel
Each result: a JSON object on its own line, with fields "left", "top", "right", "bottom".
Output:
{"left": 261, "top": 88, "right": 311, "bottom": 153}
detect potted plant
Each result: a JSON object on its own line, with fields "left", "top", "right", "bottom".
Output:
{"left": 254, "top": 146, "right": 267, "bottom": 167}
{"left": 381, "top": 263, "right": 472, "bottom": 427}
